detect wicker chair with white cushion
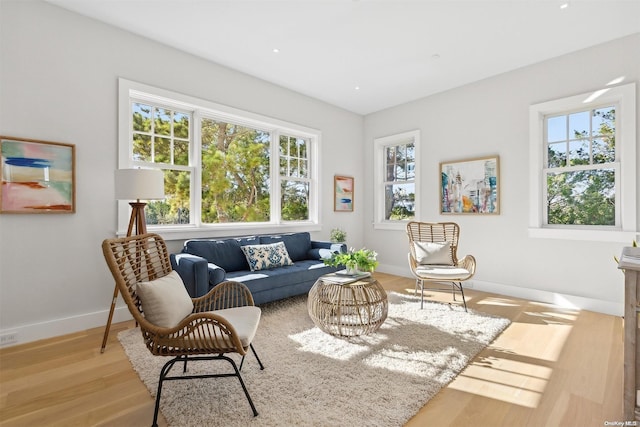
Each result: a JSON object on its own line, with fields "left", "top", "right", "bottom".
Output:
{"left": 101, "top": 233, "right": 264, "bottom": 427}
{"left": 406, "top": 221, "right": 476, "bottom": 311}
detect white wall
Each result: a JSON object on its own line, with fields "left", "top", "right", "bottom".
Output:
{"left": 363, "top": 33, "right": 640, "bottom": 315}
{"left": 0, "top": 0, "right": 363, "bottom": 345}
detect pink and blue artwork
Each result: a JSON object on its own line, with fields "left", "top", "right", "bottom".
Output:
{"left": 334, "top": 175, "right": 354, "bottom": 212}
{"left": 1, "top": 136, "right": 75, "bottom": 213}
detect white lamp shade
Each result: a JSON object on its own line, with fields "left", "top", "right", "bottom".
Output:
{"left": 115, "top": 169, "right": 165, "bottom": 201}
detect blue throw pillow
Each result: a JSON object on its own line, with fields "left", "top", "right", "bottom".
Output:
{"left": 260, "top": 232, "right": 311, "bottom": 262}
{"left": 183, "top": 239, "right": 249, "bottom": 272}
{"left": 241, "top": 242, "right": 293, "bottom": 271}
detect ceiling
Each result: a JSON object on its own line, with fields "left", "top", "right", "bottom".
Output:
{"left": 46, "top": 0, "right": 640, "bottom": 115}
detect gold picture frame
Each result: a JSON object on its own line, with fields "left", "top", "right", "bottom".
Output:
{"left": 334, "top": 175, "right": 354, "bottom": 212}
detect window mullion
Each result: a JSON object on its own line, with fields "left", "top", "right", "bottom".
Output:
{"left": 272, "top": 130, "right": 281, "bottom": 224}
{"left": 193, "top": 111, "right": 202, "bottom": 227}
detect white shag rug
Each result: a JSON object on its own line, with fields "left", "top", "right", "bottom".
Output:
{"left": 118, "top": 292, "right": 510, "bottom": 427}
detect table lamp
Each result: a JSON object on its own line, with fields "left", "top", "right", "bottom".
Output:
{"left": 115, "top": 168, "right": 165, "bottom": 236}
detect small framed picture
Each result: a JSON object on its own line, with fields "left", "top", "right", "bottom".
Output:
{"left": 334, "top": 175, "right": 354, "bottom": 212}
{"left": 1, "top": 136, "right": 76, "bottom": 213}
{"left": 440, "top": 155, "right": 499, "bottom": 214}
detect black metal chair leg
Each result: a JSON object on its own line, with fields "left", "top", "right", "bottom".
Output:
{"left": 153, "top": 357, "right": 179, "bottom": 427}
{"left": 225, "top": 355, "right": 258, "bottom": 417}
{"left": 250, "top": 344, "right": 264, "bottom": 370}
{"left": 458, "top": 282, "right": 468, "bottom": 312}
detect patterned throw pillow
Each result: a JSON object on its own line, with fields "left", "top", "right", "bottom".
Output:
{"left": 241, "top": 242, "right": 294, "bottom": 271}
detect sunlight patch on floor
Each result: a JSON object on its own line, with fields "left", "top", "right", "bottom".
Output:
{"left": 476, "top": 297, "right": 521, "bottom": 307}
{"left": 288, "top": 327, "right": 386, "bottom": 360}
{"left": 524, "top": 310, "right": 578, "bottom": 323}
{"left": 449, "top": 357, "right": 552, "bottom": 408}
{"left": 495, "top": 321, "right": 573, "bottom": 362}
{"left": 446, "top": 309, "right": 576, "bottom": 408}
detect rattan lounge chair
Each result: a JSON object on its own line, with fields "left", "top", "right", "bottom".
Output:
{"left": 101, "top": 233, "right": 264, "bottom": 427}
{"left": 406, "top": 221, "right": 476, "bottom": 311}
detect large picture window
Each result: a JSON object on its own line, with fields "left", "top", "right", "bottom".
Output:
{"left": 118, "top": 79, "right": 319, "bottom": 238}
{"left": 529, "top": 83, "right": 636, "bottom": 241}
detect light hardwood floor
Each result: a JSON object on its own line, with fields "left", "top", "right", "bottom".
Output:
{"left": 0, "top": 273, "right": 623, "bottom": 427}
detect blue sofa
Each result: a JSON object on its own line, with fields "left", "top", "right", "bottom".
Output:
{"left": 170, "top": 232, "right": 346, "bottom": 305}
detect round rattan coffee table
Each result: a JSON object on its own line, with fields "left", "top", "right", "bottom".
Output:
{"left": 307, "top": 275, "right": 388, "bottom": 337}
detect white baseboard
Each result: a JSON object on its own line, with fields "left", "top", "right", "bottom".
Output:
{"left": 0, "top": 306, "right": 133, "bottom": 348}
{"left": 376, "top": 263, "right": 623, "bottom": 317}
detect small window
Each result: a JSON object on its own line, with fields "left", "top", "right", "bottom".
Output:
{"left": 279, "top": 135, "right": 310, "bottom": 221}
{"left": 131, "top": 101, "right": 193, "bottom": 226}
{"left": 374, "top": 130, "right": 420, "bottom": 230}
{"left": 529, "top": 83, "right": 636, "bottom": 242}
{"left": 544, "top": 106, "right": 616, "bottom": 226}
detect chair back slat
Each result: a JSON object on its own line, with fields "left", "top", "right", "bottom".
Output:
{"left": 406, "top": 221, "right": 460, "bottom": 264}
{"left": 102, "top": 233, "right": 173, "bottom": 325}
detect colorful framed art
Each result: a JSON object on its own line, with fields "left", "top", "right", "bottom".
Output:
{"left": 334, "top": 175, "right": 354, "bottom": 212}
{"left": 0, "top": 136, "right": 76, "bottom": 213}
{"left": 440, "top": 155, "right": 499, "bottom": 215}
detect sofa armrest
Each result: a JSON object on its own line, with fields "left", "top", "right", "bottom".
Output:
{"left": 170, "top": 253, "right": 212, "bottom": 298}
{"left": 311, "top": 241, "right": 347, "bottom": 253}
{"left": 307, "top": 241, "right": 347, "bottom": 260}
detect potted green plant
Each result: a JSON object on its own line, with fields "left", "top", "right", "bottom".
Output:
{"left": 323, "top": 247, "right": 378, "bottom": 274}
{"left": 330, "top": 228, "right": 347, "bottom": 243}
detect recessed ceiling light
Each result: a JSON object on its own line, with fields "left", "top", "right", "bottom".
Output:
{"left": 560, "top": 3, "right": 569, "bottom": 9}
{"left": 354, "top": 86, "right": 360, "bottom": 91}
{"left": 272, "top": 48, "right": 280, "bottom": 53}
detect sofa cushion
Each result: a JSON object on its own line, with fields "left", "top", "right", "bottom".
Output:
{"left": 260, "top": 232, "right": 311, "bottom": 262}
{"left": 241, "top": 242, "right": 294, "bottom": 271}
{"left": 136, "top": 271, "right": 194, "bottom": 328}
{"left": 212, "top": 306, "right": 261, "bottom": 347}
{"left": 183, "top": 239, "right": 249, "bottom": 272}
{"left": 414, "top": 241, "right": 454, "bottom": 265}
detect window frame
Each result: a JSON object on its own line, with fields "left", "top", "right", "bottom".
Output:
{"left": 373, "top": 130, "right": 420, "bottom": 230}
{"left": 528, "top": 83, "right": 637, "bottom": 242}
{"left": 118, "top": 78, "right": 321, "bottom": 239}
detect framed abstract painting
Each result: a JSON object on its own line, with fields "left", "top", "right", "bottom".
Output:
{"left": 334, "top": 175, "right": 354, "bottom": 212}
{"left": 0, "top": 136, "right": 76, "bottom": 213}
{"left": 440, "top": 155, "right": 499, "bottom": 215}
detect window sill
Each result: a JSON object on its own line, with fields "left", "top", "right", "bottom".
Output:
{"left": 373, "top": 221, "right": 409, "bottom": 231}
{"left": 528, "top": 227, "right": 638, "bottom": 243}
{"left": 117, "top": 223, "right": 322, "bottom": 241}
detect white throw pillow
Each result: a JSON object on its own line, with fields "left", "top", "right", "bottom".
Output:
{"left": 136, "top": 270, "right": 194, "bottom": 328}
{"left": 413, "top": 241, "right": 454, "bottom": 265}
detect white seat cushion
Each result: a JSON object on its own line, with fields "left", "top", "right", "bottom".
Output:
{"left": 415, "top": 265, "right": 471, "bottom": 280}
{"left": 212, "top": 306, "right": 261, "bottom": 347}
{"left": 136, "top": 270, "right": 194, "bottom": 328}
